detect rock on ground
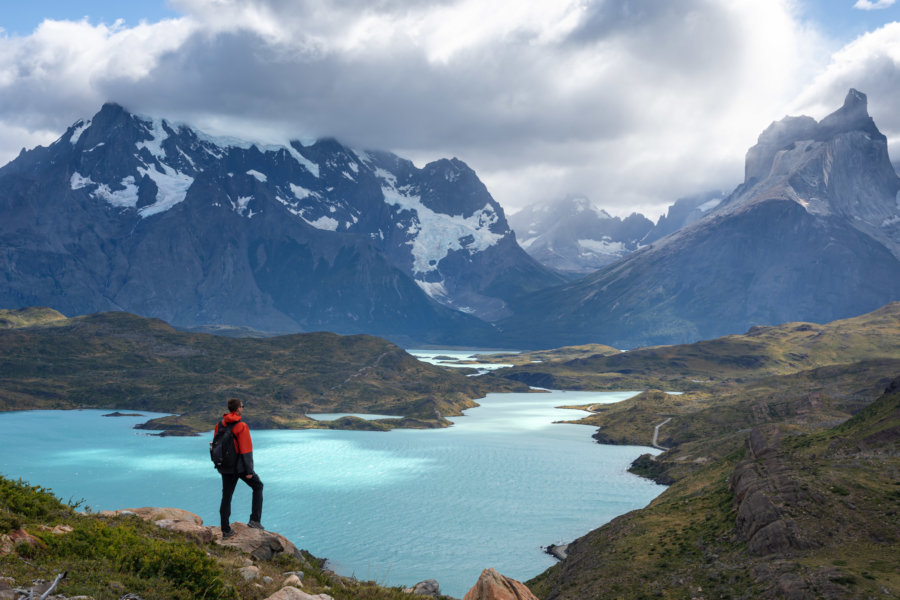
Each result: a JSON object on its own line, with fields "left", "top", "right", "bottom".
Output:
{"left": 462, "top": 568, "right": 539, "bottom": 600}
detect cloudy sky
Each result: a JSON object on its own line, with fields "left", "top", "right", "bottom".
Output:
{"left": 1, "top": 0, "right": 898, "bottom": 219}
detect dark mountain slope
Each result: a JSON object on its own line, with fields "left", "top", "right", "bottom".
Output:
{"left": 0, "top": 103, "right": 561, "bottom": 344}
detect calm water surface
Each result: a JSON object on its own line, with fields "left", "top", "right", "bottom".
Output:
{"left": 1, "top": 389, "right": 663, "bottom": 597}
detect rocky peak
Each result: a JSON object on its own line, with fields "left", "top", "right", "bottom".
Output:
{"left": 818, "top": 88, "right": 884, "bottom": 142}
{"left": 744, "top": 89, "right": 888, "bottom": 185}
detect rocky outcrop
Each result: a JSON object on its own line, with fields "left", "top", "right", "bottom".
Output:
{"left": 462, "top": 568, "right": 539, "bottom": 600}
{"left": 101, "top": 507, "right": 302, "bottom": 561}
{"left": 215, "top": 522, "right": 303, "bottom": 561}
{"left": 403, "top": 579, "right": 441, "bottom": 597}
{"left": 730, "top": 428, "right": 812, "bottom": 555}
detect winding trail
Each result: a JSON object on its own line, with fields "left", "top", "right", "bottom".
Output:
{"left": 652, "top": 417, "right": 672, "bottom": 451}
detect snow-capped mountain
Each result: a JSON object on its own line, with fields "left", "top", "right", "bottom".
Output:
{"left": 0, "top": 103, "right": 559, "bottom": 342}
{"left": 509, "top": 191, "right": 728, "bottom": 275}
{"left": 499, "top": 89, "right": 900, "bottom": 348}
{"left": 508, "top": 195, "right": 654, "bottom": 275}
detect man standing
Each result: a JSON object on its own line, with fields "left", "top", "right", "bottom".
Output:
{"left": 215, "top": 398, "right": 264, "bottom": 538}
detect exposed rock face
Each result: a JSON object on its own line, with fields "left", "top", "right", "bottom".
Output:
{"left": 730, "top": 428, "right": 812, "bottom": 555}
{"left": 462, "top": 568, "right": 539, "bottom": 600}
{"left": 500, "top": 89, "right": 900, "bottom": 348}
{"left": 215, "top": 522, "right": 303, "bottom": 561}
{"left": 403, "top": 579, "right": 441, "bottom": 597}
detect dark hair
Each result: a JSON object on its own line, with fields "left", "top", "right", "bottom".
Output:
{"left": 227, "top": 398, "right": 243, "bottom": 413}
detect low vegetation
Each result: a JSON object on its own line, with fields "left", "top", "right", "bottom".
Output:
{"left": 0, "top": 310, "right": 526, "bottom": 434}
{"left": 528, "top": 378, "right": 900, "bottom": 599}
{"left": 0, "top": 475, "right": 450, "bottom": 599}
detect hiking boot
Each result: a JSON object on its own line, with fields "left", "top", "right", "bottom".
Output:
{"left": 248, "top": 520, "right": 264, "bottom": 530}
{"left": 222, "top": 528, "right": 236, "bottom": 539}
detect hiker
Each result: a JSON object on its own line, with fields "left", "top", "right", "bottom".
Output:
{"left": 214, "top": 397, "right": 264, "bottom": 538}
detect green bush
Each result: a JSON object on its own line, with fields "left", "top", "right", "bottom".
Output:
{"left": 0, "top": 477, "right": 72, "bottom": 533}
{"left": 45, "top": 519, "right": 237, "bottom": 599}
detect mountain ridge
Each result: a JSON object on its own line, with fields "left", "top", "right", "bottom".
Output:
{"left": 0, "top": 102, "right": 562, "bottom": 344}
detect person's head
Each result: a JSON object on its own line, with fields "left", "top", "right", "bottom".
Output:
{"left": 227, "top": 398, "right": 243, "bottom": 414}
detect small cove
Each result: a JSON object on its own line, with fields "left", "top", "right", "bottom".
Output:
{"left": 0, "top": 389, "right": 664, "bottom": 597}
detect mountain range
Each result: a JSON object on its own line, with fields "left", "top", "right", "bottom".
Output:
{"left": 508, "top": 191, "right": 726, "bottom": 276}
{"left": 0, "top": 103, "right": 560, "bottom": 345}
{"left": 1, "top": 89, "right": 899, "bottom": 348}
{"left": 499, "top": 89, "right": 900, "bottom": 348}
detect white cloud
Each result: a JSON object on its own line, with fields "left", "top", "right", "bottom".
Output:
{"left": 854, "top": 0, "right": 896, "bottom": 10}
{"left": 791, "top": 22, "right": 900, "bottom": 160}
{"left": 0, "top": 0, "right": 894, "bottom": 221}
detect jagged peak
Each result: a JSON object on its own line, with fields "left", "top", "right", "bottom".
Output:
{"left": 745, "top": 89, "right": 886, "bottom": 184}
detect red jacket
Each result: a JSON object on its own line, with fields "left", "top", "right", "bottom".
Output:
{"left": 214, "top": 412, "right": 255, "bottom": 474}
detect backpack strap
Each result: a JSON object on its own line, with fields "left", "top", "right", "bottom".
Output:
{"left": 222, "top": 419, "right": 240, "bottom": 453}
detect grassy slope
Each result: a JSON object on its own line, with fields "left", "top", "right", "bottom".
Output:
{"left": 0, "top": 475, "right": 444, "bottom": 600}
{"left": 494, "top": 302, "right": 900, "bottom": 390}
{"left": 528, "top": 379, "right": 900, "bottom": 600}
{"left": 489, "top": 302, "right": 900, "bottom": 482}
{"left": 0, "top": 311, "right": 525, "bottom": 434}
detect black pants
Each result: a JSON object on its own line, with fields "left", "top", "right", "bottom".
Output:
{"left": 220, "top": 472, "right": 263, "bottom": 530}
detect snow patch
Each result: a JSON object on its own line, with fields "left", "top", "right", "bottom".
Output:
{"left": 247, "top": 169, "right": 267, "bottom": 182}
{"left": 578, "top": 238, "right": 626, "bottom": 255}
{"left": 374, "top": 168, "right": 397, "bottom": 187}
{"left": 519, "top": 236, "right": 538, "bottom": 250}
{"left": 290, "top": 184, "right": 314, "bottom": 200}
{"left": 70, "top": 172, "right": 93, "bottom": 190}
{"left": 232, "top": 195, "right": 257, "bottom": 217}
{"left": 416, "top": 280, "right": 449, "bottom": 300}
{"left": 381, "top": 181, "right": 504, "bottom": 274}
{"left": 71, "top": 172, "right": 140, "bottom": 208}
{"left": 302, "top": 214, "right": 339, "bottom": 231}
{"left": 137, "top": 164, "right": 194, "bottom": 217}
{"left": 882, "top": 215, "right": 900, "bottom": 227}
{"left": 70, "top": 120, "right": 90, "bottom": 145}
{"left": 286, "top": 144, "right": 320, "bottom": 177}
{"left": 135, "top": 116, "right": 169, "bottom": 160}
{"left": 698, "top": 198, "right": 722, "bottom": 212}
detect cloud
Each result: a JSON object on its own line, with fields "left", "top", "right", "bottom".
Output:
{"left": 854, "top": 0, "right": 896, "bottom": 10}
{"left": 0, "top": 0, "right": 892, "bottom": 220}
{"left": 791, "top": 22, "right": 900, "bottom": 159}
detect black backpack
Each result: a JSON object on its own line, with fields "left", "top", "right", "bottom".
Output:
{"left": 210, "top": 420, "right": 239, "bottom": 472}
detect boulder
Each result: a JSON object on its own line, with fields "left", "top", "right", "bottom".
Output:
{"left": 99, "top": 507, "right": 204, "bottom": 524}
{"left": 264, "top": 588, "right": 327, "bottom": 600}
{"left": 153, "top": 518, "right": 214, "bottom": 544}
{"left": 215, "top": 522, "right": 304, "bottom": 561}
{"left": 462, "top": 568, "right": 539, "bottom": 600}
{"left": 239, "top": 565, "right": 260, "bottom": 581}
{"left": 0, "top": 529, "right": 45, "bottom": 556}
{"left": 404, "top": 579, "right": 440, "bottom": 597}
{"left": 37, "top": 524, "right": 74, "bottom": 535}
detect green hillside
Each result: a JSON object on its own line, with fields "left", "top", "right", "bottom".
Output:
{"left": 0, "top": 310, "right": 525, "bottom": 434}
{"left": 493, "top": 302, "right": 900, "bottom": 390}
{"left": 528, "top": 378, "right": 900, "bottom": 599}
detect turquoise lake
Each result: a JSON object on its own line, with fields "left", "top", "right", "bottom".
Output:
{"left": 0, "top": 387, "right": 664, "bottom": 597}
